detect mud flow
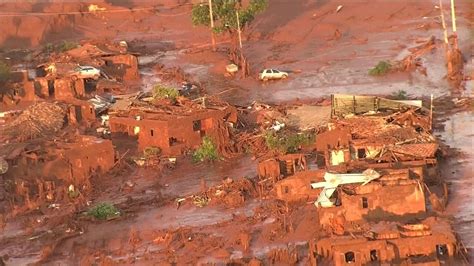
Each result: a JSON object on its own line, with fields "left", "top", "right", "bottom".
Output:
{"left": 0, "top": 0, "right": 472, "bottom": 265}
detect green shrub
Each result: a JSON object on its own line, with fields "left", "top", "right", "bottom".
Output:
{"left": 264, "top": 130, "right": 314, "bottom": 153}
{"left": 143, "top": 146, "right": 161, "bottom": 158}
{"left": 152, "top": 84, "right": 179, "bottom": 103}
{"left": 391, "top": 90, "right": 409, "bottom": 100}
{"left": 68, "top": 189, "right": 80, "bottom": 199}
{"left": 369, "top": 60, "right": 391, "bottom": 76}
{"left": 87, "top": 202, "right": 120, "bottom": 220}
{"left": 43, "top": 41, "right": 77, "bottom": 54}
{"left": 0, "top": 61, "right": 10, "bottom": 84}
{"left": 57, "top": 40, "right": 78, "bottom": 52}
{"left": 193, "top": 136, "right": 219, "bottom": 162}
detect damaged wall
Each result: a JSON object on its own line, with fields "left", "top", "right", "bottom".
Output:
{"left": 110, "top": 106, "right": 237, "bottom": 155}
{"left": 1, "top": 136, "right": 115, "bottom": 215}
{"left": 258, "top": 154, "right": 307, "bottom": 181}
{"left": 103, "top": 54, "right": 139, "bottom": 81}
{"left": 273, "top": 170, "right": 325, "bottom": 202}
{"left": 318, "top": 169, "right": 426, "bottom": 225}
{"left": 316, "top": 220, "right": 456, "bottom": 265}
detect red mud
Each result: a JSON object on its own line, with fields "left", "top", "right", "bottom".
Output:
{"left": 0, "top": 0, "right": 472, "bottom": 265}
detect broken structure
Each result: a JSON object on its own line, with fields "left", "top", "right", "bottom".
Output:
{"left": 313, "top": 168, "right": 426, "bottom": 224}
{"left": 0, "top": 136, "right": 115, "bottom": 215}
{"left": 315, "top": 95, "right": 437, "bottom": 172}
{"left": 314, "top": 217, "right": 457, "bottom": 265}
{"left": 1, "top": 41, "right": 138, "bottom": 112}
{"left": 109, "top": 97, "right": 237, "bottom": 155}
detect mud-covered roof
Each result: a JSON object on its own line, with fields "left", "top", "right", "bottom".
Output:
{"left": 111, "top": 96, "right": 234, "bottom": 121}
{"left": 333, "top": 108, "right": 434, "bottom": 145}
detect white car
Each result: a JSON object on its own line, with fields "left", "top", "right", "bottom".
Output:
{"left": 259, "top": 69, "right": 288, "bottom": 81}
{"left": 70, "top": 66, "right": 101, "bottom": 80}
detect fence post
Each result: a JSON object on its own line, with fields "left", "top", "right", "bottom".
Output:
{"left": 352, "top": 95, "right": 356, "bottom": 114}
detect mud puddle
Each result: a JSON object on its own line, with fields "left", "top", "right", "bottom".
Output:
{"left": 160, "top": 155, "right": 257, "bottom": 198}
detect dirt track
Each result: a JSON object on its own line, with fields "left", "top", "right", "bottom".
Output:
{"left": 0, "top": 0, "right": 472, "bottom": 264}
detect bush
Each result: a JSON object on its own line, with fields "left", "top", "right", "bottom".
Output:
{"left": 143, "top": 146, "right": 161, "bottom": 158}
{"left": 391, "top": 90, "right": 409, "bottom": 100}
{"left": 152, "top": 84, "right": 179, "bottom": 103}
{"left": 57, "top": 40, "right": 78, "bottom": 52}
{"left": 43, "top": 41, "right": 77, "bottom": 54}
{"left": 193, "top": 136, "right": 219, "bottom": 162}
{"left": 87, "top": 202, "right": 120, "bottom": 220}
{"left": 0, "top": 61, "right": 11, "bottom": 84}
{"left": 264, "top": 130, "right": 314, "bottom": 153}
{"left": 369, "top": 61, "right": 391, "bottom": 76}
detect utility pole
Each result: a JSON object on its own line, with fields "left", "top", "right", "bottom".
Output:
{"left": 236, "top": 10, "right": 243, "bottom": 49}
{"left": 438, "top": 0, "right": 449, "bottom": 47}
{"left": 450, "top": 0, "right": 457, "bottom": 33}
{"left": 450, "top": 0, "right": 458, "bottom": 49}
{"left": 208, "top": 0, "right": 216, "bottom": 51}
{"left": 430, "top": 94, "right": 434, "bottom": 131}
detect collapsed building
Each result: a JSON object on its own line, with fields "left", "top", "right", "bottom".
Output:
{"left": 108, "top": 97, "right": 238, "bottom": 156}
{"left": 312, "top": 168, "right": 426, "bottom": 224}
{"left": 256, "top": 95, "right": 460, "bottom": 264}
{"left": 1, "top": 42, "right": 138, "bottom": 113}
{"left": 257, "top": 153, "right": 307, "bottom": 181}
{"left": 315, "top": 95, "right": 437, "bottom": 174}
{"left": 314, "top": 217, "right": 457, "bottom": 265}
{"left": 0, "top": 135, "right": 115, "bottom": 215}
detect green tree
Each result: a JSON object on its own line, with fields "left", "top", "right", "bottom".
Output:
{"left": 192, "top": 0, "right": 267, "bottom": 34}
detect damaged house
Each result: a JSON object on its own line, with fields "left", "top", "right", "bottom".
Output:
{"left": 108, "top": 97, "right": 237, "bottom": 156}
{"left": 1, "top": 42, "right": 137, "bottom": 113}
{"left": 0, "top": 136, "right": 115, "bottom": 214}
{"left": 312, "top": 168, "right": 426, "bottom": 224}
{"left": 257, "top": 153, "right": 307, "bottom": 181}
{"left": 314, "top": 217, "right": 457, "bottom": 265}
{"left": 316, "top": 95, "right": 438, "bottom": 172}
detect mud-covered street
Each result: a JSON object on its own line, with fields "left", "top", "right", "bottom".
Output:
{"left": 0, "top": 0, "right": 472, "bottom": 265}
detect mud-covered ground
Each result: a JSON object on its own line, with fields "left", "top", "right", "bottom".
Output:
{"left": 0, "top": 0, "right": 472, "bottom": 264}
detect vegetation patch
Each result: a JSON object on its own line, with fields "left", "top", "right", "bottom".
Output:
{"left": 87, "top": 202, "right": 120, "bottom": 220}
{"left": 44, "top": 41, "right": 78, "bottom": 54}
{"left": 192, "top": 0, "right": 268, "bottom": 34}
{"left": 0, "top": 60, "right": 11, "bottom": 84}
{"left": 193, "top": 136, "right": 220, "bottom": 162}
{"left": 152, "top": 84, "right": 179, "bottom": 103}
{"left": 264, "top": 130, "right": 314, "bottom": 153}
{"left": 391, "top": 89, "right": 409, "bottom": 100}
{"left": 143, "top": 146, "right": 161, "bottom": 158}
{"left": 369, "top": 60, "right": 392, "bottom": 76}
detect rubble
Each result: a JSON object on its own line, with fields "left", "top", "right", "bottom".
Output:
{"left": 0, "top": 135, "right": 115, "bottom": 217}
{"left": 314, "top": 217, "right": 457, "bottom": 265}
{"left": 3, "top": 102, "right": 66, "bottom": 141}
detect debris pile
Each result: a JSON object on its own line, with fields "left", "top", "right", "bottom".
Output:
{"left": 191, "top": 177, "right": 257, "bottom": 208}
{"left": 3, "top": 102, "right": 66, "bottom": 141}
{"left": 0, "top": 135, "right": 115, "bottom": 217}
{"left": 393, "top": 36, "right": 437, "bottom": 75}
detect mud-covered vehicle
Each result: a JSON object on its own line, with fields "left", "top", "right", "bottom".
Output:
{"left": 259, "top": 68, "right": 288, "bottom": 81}
{"left": 70, "top": 65, "right": 101, "bottom": 80}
